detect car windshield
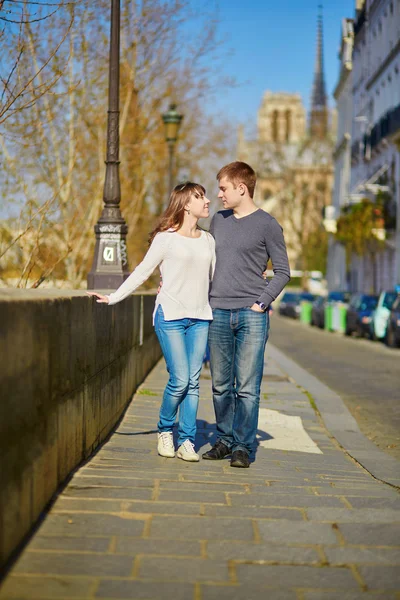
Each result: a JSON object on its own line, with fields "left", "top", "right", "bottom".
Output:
{"left": 281, "top": 293, "right": 299, "bottom": 302}
{"left": 328, "top": 291, "right": 350, "bottom": 302}
{"left": 360, "top": 296, "right": 378, "bottom": 310}
{"left": 382, "top": 293, "right": 397, "bottom": 309}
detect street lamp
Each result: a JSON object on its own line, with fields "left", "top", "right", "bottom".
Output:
{"left": 87, "top": 0, "right": 130, "bottom": 290}
{"left": 162, "top": 103, "right": 183, "bottom": 194}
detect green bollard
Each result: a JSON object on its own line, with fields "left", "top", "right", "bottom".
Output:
{"left": 300, "top": 301, "right": 313, "bottom": 324}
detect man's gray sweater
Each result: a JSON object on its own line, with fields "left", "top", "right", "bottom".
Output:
{"left": 209, "top": 209, "right": 290, "bottom": 309}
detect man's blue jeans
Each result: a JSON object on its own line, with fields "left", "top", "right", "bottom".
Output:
{"left": 154, "top": 305, "right": 210, "bottom": 446}
{"left": 208, "top": 308, "right": 270, "bottom": 454}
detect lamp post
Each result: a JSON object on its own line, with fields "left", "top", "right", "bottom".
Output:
{"left": 162, "top": 103, "right": 183, "bottom": 194}
{"left": 87, "top": 0, "right": 129, "bottom": 290}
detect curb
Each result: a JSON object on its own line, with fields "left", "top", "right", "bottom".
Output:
{"left": 267, "top": 344, "right": 400, "bottom": 488}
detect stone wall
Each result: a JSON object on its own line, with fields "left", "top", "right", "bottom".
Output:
{"left": 0, "top": 290, "right": 162, "bottom": 568}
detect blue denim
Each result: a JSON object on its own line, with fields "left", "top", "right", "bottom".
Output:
{"left": 154, "top": 305, "right": 210, "bottom": 446}
{"left": 208, "top": 308, "right": 270, "bottom": 454}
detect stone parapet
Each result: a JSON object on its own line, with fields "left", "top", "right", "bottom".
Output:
{"left": 0, "top": 290, "right": 161, "bottom": 568}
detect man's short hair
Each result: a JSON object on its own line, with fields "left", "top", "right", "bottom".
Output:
{"left": 217, "top": 161, "right": 257, "bottom": 198}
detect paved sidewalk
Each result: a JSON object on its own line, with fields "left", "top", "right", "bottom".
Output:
{"left": 1, "top": 345, "right": 400, "bottom": 600}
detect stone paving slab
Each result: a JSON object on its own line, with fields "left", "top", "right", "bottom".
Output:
{"left": 1, "top": 345, "right": 399, "bottom": 599}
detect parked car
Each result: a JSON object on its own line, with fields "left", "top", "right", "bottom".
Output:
{"left": 278, "top": 292, "right": 315, "bottom": 319}
{"left": 278, "top": 292, "right": 300, "bottom": 318}
{"left": 310, "top": 291, "right": 350, "bottom": 329}
{"left": 370, "top": 290, "right": 398, "bottom": 341}
{"left": 345, "top": 294, "right": 379, "bottom": 337}
{"left": 385, "top": 294, "right": 400, "bottom": 348}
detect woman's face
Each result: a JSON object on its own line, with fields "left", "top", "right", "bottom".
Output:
{"left": 186, "top": 191, "right": 210, "bottom": 219}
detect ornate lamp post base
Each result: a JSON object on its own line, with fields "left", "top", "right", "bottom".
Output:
{"left": 87, "top": 220, "right": 129, "bottom": 290}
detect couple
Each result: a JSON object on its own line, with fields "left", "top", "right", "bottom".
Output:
{"left": 88, "top": 161, "right": 290, "bottom": 468}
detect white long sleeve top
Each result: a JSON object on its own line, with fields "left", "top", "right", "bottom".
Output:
{"left": 107, "top": 230, "right": 216, "bottom": 322}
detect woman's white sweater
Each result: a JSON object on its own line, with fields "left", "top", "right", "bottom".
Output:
{"left": 107, "top": 230, "right": 216, "bottom": 321}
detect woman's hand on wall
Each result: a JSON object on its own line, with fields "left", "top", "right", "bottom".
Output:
{"left": 86, "top": 292, "right": 110, "bottom": 304}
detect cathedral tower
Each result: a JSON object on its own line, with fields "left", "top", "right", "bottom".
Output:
{"left": 309, "top": 5, "right": 329, "bottom": 139}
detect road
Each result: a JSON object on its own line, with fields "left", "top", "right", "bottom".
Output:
{"left": 269, "top": 313, "right": 400, "bottom": 461}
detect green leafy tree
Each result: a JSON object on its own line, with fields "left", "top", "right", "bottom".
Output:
{"left": 335, "top": 198, "right": 386, "bottom": 292}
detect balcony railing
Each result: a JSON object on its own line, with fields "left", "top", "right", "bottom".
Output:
{"left": 370, "top": 104, "right": 400, "bottom": 150}
{"left": 351, "top": 103, "right": 400, "bottom": 161}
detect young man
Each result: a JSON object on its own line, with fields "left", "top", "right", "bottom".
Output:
{"left": 203, "top": 161, "right": 290, "bottom": 468}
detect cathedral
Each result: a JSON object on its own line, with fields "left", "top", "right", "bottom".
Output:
{"left": 238, "top": 9, "right": 335, "bottom": 272}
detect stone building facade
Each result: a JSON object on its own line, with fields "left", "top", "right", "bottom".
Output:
{"left": 328, "top": 0, "right": 400, "bottom": 293}
{"left": 326, "top": 18, "right": 355, "bottom": 291}
{"left": 257, "top": 92, "right": 306, "bottom": 145}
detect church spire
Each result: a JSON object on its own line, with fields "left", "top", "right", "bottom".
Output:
{"left": 310, "top": 5, "right": 329, "bottom": 139}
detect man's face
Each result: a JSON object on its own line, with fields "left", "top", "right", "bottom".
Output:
{"left": 217, "top": 176, "right": 242, "bottom": 210}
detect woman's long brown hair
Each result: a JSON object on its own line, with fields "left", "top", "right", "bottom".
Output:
{"left": 148, "top": 182, "right": 206, "bottom": 244}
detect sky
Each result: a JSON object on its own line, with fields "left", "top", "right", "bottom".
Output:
{"left": 205, "top": 0, "right": 355, "bottom": 130}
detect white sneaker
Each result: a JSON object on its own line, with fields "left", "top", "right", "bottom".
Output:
{"left": 157, "top": 432, "right": 175, "bottom": 458}
{"left": 176, "top": 440, "right": 199, "bottom": 462}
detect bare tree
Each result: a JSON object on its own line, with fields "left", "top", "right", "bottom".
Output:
{"left": 1, "top": 0, "right": 233, "bottom": 288}
{"left": 0, "top": 0, "right": 74, "bottom": 125}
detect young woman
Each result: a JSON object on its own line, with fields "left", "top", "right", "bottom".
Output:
{"left": 87, "top": 183, "right": 215, "bottom": 462}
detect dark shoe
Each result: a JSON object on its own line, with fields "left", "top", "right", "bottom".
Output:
{"left": 202, "top": 440, "right": 231, "bottom": 460}
{"left": 230, "top": 450, "right": 250, "bottom": 468}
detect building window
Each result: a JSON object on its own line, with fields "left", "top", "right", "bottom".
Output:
{"left": 272, "top": 110, "right": 279, "bottom": 143}
{"left": 285, "top": 110, "right": 291, "bottom": 142}
{"left": 316, "top": 182, "right": 326, "bottom": 195}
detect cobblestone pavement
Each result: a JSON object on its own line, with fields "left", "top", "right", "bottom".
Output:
{"left": 1, "top": 346, "right": 400, "bottom": 600}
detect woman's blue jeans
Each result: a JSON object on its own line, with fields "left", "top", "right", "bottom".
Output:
{"left": 154, "top": 305, "right": 210, "bottom": 446}
{"left": 208, "top": 308, "right": 270, "bottom": 454}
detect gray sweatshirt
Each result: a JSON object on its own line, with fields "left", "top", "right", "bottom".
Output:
{"left": 209, "top": 209, "right": 290, "bottom": 309}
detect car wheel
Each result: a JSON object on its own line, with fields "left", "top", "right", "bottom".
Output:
{"left": 386, "top": 326, "right": 398, "bottom": 348}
